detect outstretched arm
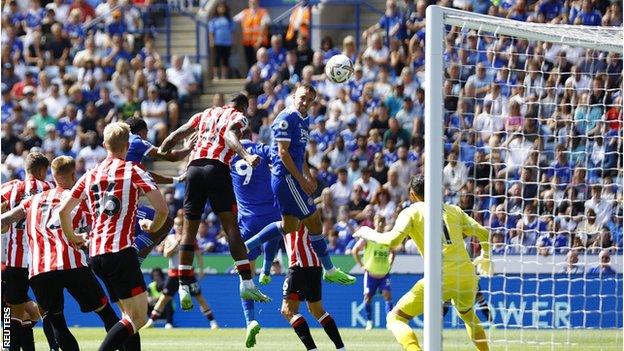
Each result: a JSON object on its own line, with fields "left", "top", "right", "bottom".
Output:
{"left": 160, "top": 120, "right": 196, "bottom": 153}
{"left": 149, "top": 133, "right": 197, "bottom": 162}
{"left": 354, "top": 209, "right": 412, "bottom": 248}
{"left": 224, "top": 124, "right": 260, "bottom": 167}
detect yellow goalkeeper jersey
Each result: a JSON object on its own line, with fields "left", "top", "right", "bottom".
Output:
{"left": 369, "top": 202, "right": 490, "bottom": 276}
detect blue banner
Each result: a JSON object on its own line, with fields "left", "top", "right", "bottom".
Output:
{"left": 58, "top": 274, "right": 622, "bottom": 329}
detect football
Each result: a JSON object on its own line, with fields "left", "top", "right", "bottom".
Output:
{"left": 325, "top": 54, "right": 354, "bottom": 83}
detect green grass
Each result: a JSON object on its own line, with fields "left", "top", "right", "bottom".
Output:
{"left": 34, "top": 328, "right": 622, "bottom": 350}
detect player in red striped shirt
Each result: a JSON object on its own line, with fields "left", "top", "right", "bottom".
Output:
{"left": 59, "top": 122, "right": 169, "bottom": 351}
{"left": 0, "top": 152, "right": 56, "bottom": 351}
{"left": 281, "top": 225, "right": 346, "bottom": 351}
{"left": 160, "top": 94, "right": 269, "bottom": 310}
{"left": 1, "top": 156, "right": 126, "bottom": 351}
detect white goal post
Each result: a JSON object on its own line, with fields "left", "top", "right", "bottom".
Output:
{"left": 424, "top": 5, "right": 623, "bottom": 350}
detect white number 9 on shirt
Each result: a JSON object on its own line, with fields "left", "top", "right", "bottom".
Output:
{"left": 234, "top": 159, "right": 254, "bottom": 185}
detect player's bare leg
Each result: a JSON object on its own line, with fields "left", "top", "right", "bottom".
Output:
{"left": 8, "top": 302, "right": 26, "bottom": 351}
{"left": 218, "top": 211, "right": 270, "bottom": 303}
{"left": 143, "top": 294, "right": 173, "bottom": 329}
{"left": 300, "top": 212, "right": 355, "bottom": 285}
{"left": 194, "top": 295, "right": 218, "bottom": 329}
{"left": 178, "top": 217, "right": 201, "bottom": 310}
{"left": 307, "top": 301, "right": 345, "bottom": 350}
{"left": 281, "top": 299, "right": 317, "bottom": 350}
{"left": 99, "top": 293, "right": 148, "bottom": 351}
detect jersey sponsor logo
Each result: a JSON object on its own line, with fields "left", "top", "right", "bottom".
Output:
{"left": 300, "top": 128, "right": 309, "bottom": 144}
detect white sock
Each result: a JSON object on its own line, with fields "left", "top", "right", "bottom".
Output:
{"left": 241, "top": 279, "right": 255, "bottom": 289}
{"left": 326, "top": 267, "right": 337, "bottom": 274}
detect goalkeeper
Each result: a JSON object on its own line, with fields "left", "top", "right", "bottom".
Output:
{"left": 354, "top": 174, "right": 492, "bottom": 351}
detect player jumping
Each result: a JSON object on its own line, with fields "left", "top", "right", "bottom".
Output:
{"left": 143, "top": 218, "right": 218, "bottom": 330}
{"left": 352, "top": 214, "right": 394, "bottom": 330}
{"left": 281, "top": 225, "right": 346, "bottom": 351}
{"left": 1, "top": 156, "right": 125, "bottom": 351}
{"left": 1, "top": 152, "right": 57, "bottom": 351}
{"left": 160, "top": 94, "right": 270, "bottom": 310}
{"left": 125, "top": 117, "right": 195, "bottom": 261}
{"left": 244, "top": 84, "right": 355, "bottom": 285}
{"left": 354, "top": 175, "right": 492, "bottom": 351}
{"left": 230, "top": 128, "right": 282, "bottom": 347}
{"left": 59, "top": 122, "right": 169, "bottom": 351}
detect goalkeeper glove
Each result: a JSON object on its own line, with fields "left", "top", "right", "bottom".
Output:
{"left": 473, "top": 254, "right": 494, "bottom": 277}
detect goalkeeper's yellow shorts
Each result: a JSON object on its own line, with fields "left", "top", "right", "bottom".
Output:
{"left": 396, "top": 272, "right": 479, "bottom": 317}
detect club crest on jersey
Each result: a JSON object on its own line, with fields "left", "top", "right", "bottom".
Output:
{"left": 307, "top": 197, "right": 314, "bottom": 206}
{"left": 278, "top": 120, "right": 289, "bottom": 130}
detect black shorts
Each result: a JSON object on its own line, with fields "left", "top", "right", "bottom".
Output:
{"left": 213, "top": 45, "right": 231, "bottom": 67}
{"left": 2, "top": 266, "right": 30, "bottom": 305}
{"left": 283, "top": 266, "right": 322, "bottom": 303}
{"left": 184, "top": 159, "right": 237, "bottom": 219}
{"left": 162, "top": 276, "right": 201, "bottom": 297}
{"left": 90, "top": 248, "right": 146, "bottom": 303}
{"left": 29, "top": 267, "right": 108, "bottom": 314}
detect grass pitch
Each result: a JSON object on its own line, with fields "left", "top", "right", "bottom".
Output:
{"left": 34, "top": 327, "right": 622, "bottom": 350}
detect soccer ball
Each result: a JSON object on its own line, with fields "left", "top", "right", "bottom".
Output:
{"left": 325, "top": 54, "right": 354, "bottom": 84}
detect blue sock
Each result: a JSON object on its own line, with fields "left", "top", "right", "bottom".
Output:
{"left": 365, "top": 301, "right": 372, "bottom": 321}
{"left": 133, "top": 233, "right": 154, "bottom": 251}
{"left": 262, "top": 238, "right": 280, "bottom": 275}
{"left": 385, "top": 300, "right": 393, "bottom": 315}
{"left": 309, "top": 233, "right": 334, "bottom": 271}
{"left": 241, "top": 298, "right": 254, "bottom": 325}
{"left": 245, "top": 222, "right": 284, "bottom": 252}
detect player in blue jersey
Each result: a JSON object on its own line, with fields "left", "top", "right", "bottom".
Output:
{"left": 125, "top": 117, "right": 195, "bottom": 261}
{"left": 244, "top": 84, "right": 355, "bottom": 285}
{"left": 230, "top": 128, "right": 281, "bottom": 348}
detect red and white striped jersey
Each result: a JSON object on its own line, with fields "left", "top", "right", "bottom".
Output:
{"left": 187, "top": 106, "right": 249, "bottom": 167}
{"left": 1, "top": 176, "right": 54, "bottom": 268}
{"left": 20, "top": 187, "right": 90, "bottom": 278}
{"left": 284, "top": 226, "right": 321, "bottom": 268}
{"left": 70, "top": 156, "right": 157, "bottom": 257}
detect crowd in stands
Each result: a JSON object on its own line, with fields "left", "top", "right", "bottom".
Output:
{"left": 2, "top": 0, "right": 622, "bottom": 261}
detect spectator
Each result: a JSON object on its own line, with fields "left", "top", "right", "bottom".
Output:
{"left": 32, "top": 103, "right": 56, "bottom": 138}
{"left": 141, "top": 85, "right": 168, "bottom": 144}
{"left": 154, "top": 68, "right": 180, "bottom": 129}
{"left": 208, "top": 1, "right": 235, "bottom": 80}
{"left": 294, "top": 34, "right": 314, "bottom": 72}
{"left": 363, "top": 0, "right": 404, "bottom": 40}
{"left": 69, "top": 0, "right": 95, "bottom": 23}
{"left": 233, "top": 0, "right": 270, "bottom": 69}
{"left": 585, "top": 184, "right": 613, "bottom": 226}
{"left": 354, "top": 167, "right": 381, "bottom": 202}
{"left": 328, "top": 136, "right": 350, "bottom": 170}
{"left": 45, "top": 23, "right": 71, "bottom": 66}
{"left": 443, "top": 151, "right": 468, "bottom": 202}
{"left": 587, "top": 249, "right": 617, "bottom": 275}
{"left": 561, "top": 250, "right": 584, "bottom": 274}
{"left": 56, "top": 104, "right": 80, "bottom": 139}
{"left": 77, "top": 131, "right": 107, "bottom": 170}
{"left": 268, "top": 34, "right": 287, "bottom": 68}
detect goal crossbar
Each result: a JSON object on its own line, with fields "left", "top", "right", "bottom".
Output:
{"left": 441, "top": 6, "right": 624, "bottom": 54}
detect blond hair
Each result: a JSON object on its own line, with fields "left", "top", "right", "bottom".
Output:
{"left": 103, "top": 122, "right": 130, "bottom": 153}
{"left": 51, "top": 156, "right": 76, "bottom": 176}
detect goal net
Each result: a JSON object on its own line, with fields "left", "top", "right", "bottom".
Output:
{"left": 424, "top": 6, "right": 623, "bottom": 350}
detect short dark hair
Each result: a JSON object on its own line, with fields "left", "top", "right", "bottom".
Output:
{"left": 409, "top": 174, "right": 425, "bottom": 199}
{"left": 299, "top": 83, "right": 317, "bottom": 98}
{"left": 230, "top": 93, "right": 249, "bottom": 111}
{"left": 125, "top": 117, "right": 148, "bottom": 134}
{"left": 25, "top": 152, "right": 50, "bottom": 175}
